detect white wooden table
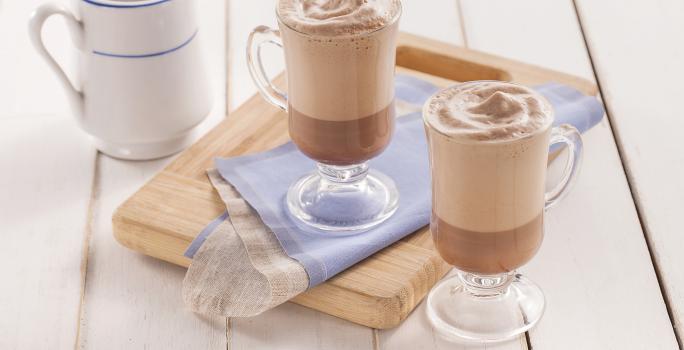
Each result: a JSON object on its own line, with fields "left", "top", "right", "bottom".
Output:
{"left": 1, "top": 1, "right": 682, "bottom": 349}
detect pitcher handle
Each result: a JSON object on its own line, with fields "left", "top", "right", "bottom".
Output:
{"left": 545, "top": 124, "right": 584, "bottom": 210}
{"left": 28, "top": 2, "right": 85, "bottom": 122}
{"left": 246, "top": 26, "right": 288, "bottom": 111}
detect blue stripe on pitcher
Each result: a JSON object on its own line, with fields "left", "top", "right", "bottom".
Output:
{"left": 92, "top": 29, "right": 198, "bottom": 59}
{"left": 82, "top": 0, "right": 171, "bottom": 9}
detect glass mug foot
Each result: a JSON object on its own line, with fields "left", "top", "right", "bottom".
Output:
{"left": 286, "top": 162, "right": 399, "bottom": 234}
{"left": 426, "top": 271, "right": 545, "bottom": 343}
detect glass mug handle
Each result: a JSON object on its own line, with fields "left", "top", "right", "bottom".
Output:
{"left": 545, "top": 124, "right": 584, "bottom": 210}
{"left": 246, "top": 26, "right": 288, "bottom": 111}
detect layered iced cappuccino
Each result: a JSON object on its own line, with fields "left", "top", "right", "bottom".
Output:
{"left": 247, "top": 0, "right": 402, "bottom": 231}
{"left": 423, "top": 81, "right": 583, "bottom": 341}
{"left": 424, "top": 81, "right": 554, "bottom": 274}
{"left": 277, "top": 0, "right": 401, "bottom": 165}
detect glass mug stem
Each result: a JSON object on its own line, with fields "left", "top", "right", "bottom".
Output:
{"left": 458, "top": 271, "right": 515, "bottom": 297}
{"left": 317, "top": 162, "right": 369, "bottom": 184}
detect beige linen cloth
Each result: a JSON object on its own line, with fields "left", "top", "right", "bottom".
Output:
{"left": 182, "top": 102, "right": 422, "bottom": 316}
{"left": 182, "top": 170, "right": 309, "bottom": 316}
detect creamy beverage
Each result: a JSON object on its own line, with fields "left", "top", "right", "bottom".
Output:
{"left": 247, "top": 0, "right": 403, "bottom": 231}
{"left": 423, "top": 81, "right": 583, "bottom": 341}
{"left": 423, "top": 81, "right": 554, "bottom": 274}
{"left": 277, "top": 0, "right": 401, "bottom": 165}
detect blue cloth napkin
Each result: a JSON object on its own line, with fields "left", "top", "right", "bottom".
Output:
{"left": 186, "top": 75, "right": 604, "bottom": 288}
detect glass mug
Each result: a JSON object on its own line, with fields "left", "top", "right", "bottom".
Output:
{"left": 423, "top": 81, "right": 583, "bottom": 342}
{"left": 246, "top": 4, "right": 402, "bottom": 233}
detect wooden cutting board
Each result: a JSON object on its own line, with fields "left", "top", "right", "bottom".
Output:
{"left": 112, "top": 32, "right": 596, "bottom": 329}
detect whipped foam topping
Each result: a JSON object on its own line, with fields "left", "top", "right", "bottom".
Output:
{"left": 277, "top": 0, "right": 401, "bottom": 36}
{"left": 425, "top": 81, "right": 553, "bottom": 141}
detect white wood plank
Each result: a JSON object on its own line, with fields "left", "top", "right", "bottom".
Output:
{"left": 231, "top": 302, "right": 374, "bottom": 350}
{"left": 77, "top": 155, "right": 226, "bottom": 349}
{"left": 460, "top": 0, "right": 679, "bottom": 349}
{"left": 194, "top": 0, "right": 229, "bottom": 131}
{"left": 399, "top": 0, "right": 464, "bottom": 46}
{"left": 575, "top": 0, "right": 684, "bottom": 342}
{"left": 0, "top": 115, "right": 95, "bottom": 349}
{"left": 77, "top": 2, "right": 229, "bottom": 349}
{"left": 459, "top": 0, "right": 593, "bottom": 81}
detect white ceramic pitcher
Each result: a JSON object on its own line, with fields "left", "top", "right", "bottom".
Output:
{"left": 29, "top": 0, "right": 212, "bottom": 160}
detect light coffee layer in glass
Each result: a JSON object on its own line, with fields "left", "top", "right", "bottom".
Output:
{"left": 279, "top": 19, "right": 398, "bottom": 122}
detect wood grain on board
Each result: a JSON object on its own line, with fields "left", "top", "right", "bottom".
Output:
{"left": 113, "top": 32, "right": 595, "bottom": 330}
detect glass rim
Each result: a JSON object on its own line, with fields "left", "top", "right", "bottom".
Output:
{"left": 422, "top": 80, "right": 555, "bottom": 145}
{"left": 274, "top": 1, "right": 403, "bottom": 39}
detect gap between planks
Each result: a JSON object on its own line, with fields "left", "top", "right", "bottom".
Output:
{"left": 372, "top": 328, "right": 380, "bottom": 350}
{"left": 571, "top": 1, "right": 682, "bottom": 347}
{"left": 455, "top": 0, "right": 469, "bottom": 48}
{"left": 74, "top": 152, "right": 101, "bottom": 350}
{"left": 226, "top": 318, "right": 232, "bottom": 350}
